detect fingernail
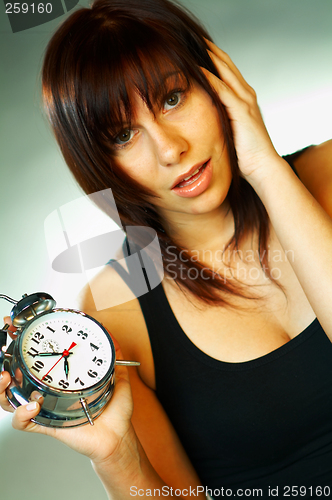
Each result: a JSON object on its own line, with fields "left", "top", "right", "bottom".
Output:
{"left": 0, "top": 373, "right": 9, "bottom": 387}
{"left": 26, "top": 402, "right": 38, "bottom": 411}
{"left": 31, "top": 393, "right": 43, "bottom": 401}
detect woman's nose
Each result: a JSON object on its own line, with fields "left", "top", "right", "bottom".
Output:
{"left": 151, "top": 123, "right": 188, "bottom": 167}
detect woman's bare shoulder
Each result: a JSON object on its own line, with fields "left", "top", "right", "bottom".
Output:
{"left": 294, "top": 139, "right": 332, "bottom": 216}
{"left": 77, "top": 258, "right": 149, "bottom": 362}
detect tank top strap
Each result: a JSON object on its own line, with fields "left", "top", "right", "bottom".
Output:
{"left": 106, "top": 237, "right": 149, "bottom": 295}
{"left": 106, "top": 236, "right": 164, "bottom": 299}
{"left": 106, "top": 237, "right": 178, "bottom": 352}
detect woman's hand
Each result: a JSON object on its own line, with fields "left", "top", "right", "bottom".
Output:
{"left": 0, "top": 318, "right": 134, "bottom": 467}
{"left": 200, "top": 44, "right": 332, "bottom": 342}
{"left": 202, "top": 39, "right": 281, "bottom": 181}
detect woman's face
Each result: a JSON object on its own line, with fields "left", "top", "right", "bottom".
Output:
{"left": 113, "top": 75, "right": 232, "bottom": 226}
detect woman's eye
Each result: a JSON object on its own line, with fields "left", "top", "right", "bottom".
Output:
{"left": 164, "top": 92, "right": 181, "bottom": 111}
{"left": 115, "top": 129, "right": 134, "bottom": 144}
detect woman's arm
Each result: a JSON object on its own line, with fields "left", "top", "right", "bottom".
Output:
{"left": 0, "top": 322, "right": 163, "bottom": 500}
{"left": 80, "top": 270, "right": 206, "bottom": 498}
{"left": 248, "top": 155, "right": 332, "bottom": 340}
{"left": 203, "top": 40, "right": 332, "bottom": 340}
{"left": 0, "top": 324, "right": 203, "bottom": 500}
{"left": 0, "top": 266, "right": 206, "bottom": 500}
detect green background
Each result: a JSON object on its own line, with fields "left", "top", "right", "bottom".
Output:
{"left": 0, "top": 1, "right": 331, "bottom": 498}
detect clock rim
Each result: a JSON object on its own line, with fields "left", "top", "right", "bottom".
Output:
{"left": 17, "top": 308, "right": 116, "bottom": 396}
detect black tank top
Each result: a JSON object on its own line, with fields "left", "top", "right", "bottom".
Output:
{"left": 108, "top": 151, "right": 332, "bottom": 496}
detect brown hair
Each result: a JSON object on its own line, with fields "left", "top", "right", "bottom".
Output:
{"left": 42, "top": 0, "right": 272, "bottom": 305}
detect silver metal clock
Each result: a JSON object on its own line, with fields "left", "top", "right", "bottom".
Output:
{"left": 0, "top": 292, "right": 139, "bottom": 427}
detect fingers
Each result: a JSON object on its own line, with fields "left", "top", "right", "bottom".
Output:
{"left": 205, "top": 39, "right": 251, "bottom": 89}
{"left": 11, "top": 400, "right": 41, "bottom": 431}
{"left": 200, "top": 66, "right": 242, "bottom": 115}
{"left": 0, "top": 371, "right": 14, "bottom": 413}
{"left": 6, "top": 388, "right": 46, "bottom": 433}
{"left": 30, "top": 391, "right": 44, "bottom": 404}
{"left": 3, "top": 316, "right": 17, "bottom": 340}
{"left": 0, "top": 371, "right": 46, "bottom": 432}
{"left": 208, "top": 50, "right": 255, "bottom": 103}
{"left": 104, "top": 326, "right": 126, "bottom": 362}
{"left": 204, "top": 39, "right": 256, "bottom": 104}
{"left": 99, "top": 328, "right": 131, "bottom": 403}
{"left": 202, "top": 40, "right": 277, "bottom": 178}
{"left": 107, "top": 328, "right": 121, "bottom": 353}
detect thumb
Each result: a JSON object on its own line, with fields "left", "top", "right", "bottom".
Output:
{"left": 3, "top": 316, "right": 17, "bottom": 339}
{"left": 11, "top": 400, "right": 43, "bottom": 432}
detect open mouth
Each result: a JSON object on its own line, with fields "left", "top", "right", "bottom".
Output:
{"left": 174, "top": 161, "right": 208, "bottom": 188}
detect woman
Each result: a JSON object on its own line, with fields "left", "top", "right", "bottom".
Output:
{"left": 1, "top": 0, "right": 332, "bottom": 497}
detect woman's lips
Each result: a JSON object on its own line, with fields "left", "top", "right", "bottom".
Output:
{"left": 175, "top": 163, "right": 207, "bottom": 188}
{"left": 171, "top": 159, "right": 212, "bottom": 198}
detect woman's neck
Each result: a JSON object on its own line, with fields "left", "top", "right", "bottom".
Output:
{"left": 162, "top": 202, "right": 235, "bottom": 255}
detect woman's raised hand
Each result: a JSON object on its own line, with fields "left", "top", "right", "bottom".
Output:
{"left": 202, "top": 39, "right": 281, "bottom": 181}
{"left": 0, "top": 318, "right": 134, "bottom": 467}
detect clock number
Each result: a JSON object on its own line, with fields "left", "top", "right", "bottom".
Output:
{"left": 62, "top": 325, "right": 72, "bottom": 334}
{"left": 47, "top": 326, "right": 56, "bottom": 333}
{"left": 77, "top": 330, "right": 88, "bottom": 340}
{"left": 27, "top": 346, "right": 39, "bottom": 357}
{"left": 75, "top": 377, "right": 85, "bottom": 386}
{"left": 31, "top": 332, "right": 45, "bottom": 345}
{"left": 43, "top": 374, "right": 53, "bottom": 384}
{"left": 87, "top": 369, "right": 98, "bottom": 378}
{"left": 59, "top": 379, "right": 69, "bottom": 389}
{"left": 90, "top": 343, "right": 99, "bottom": 351}
{"left": 31, "top": 360, "right": 44, "bottom": 373}
{"left": 92, "top": 357, "right": 103, "bottom": 366}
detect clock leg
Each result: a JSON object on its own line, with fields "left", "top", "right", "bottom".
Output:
{"left": 115, "top": 360, "right": 140, "bottom": 366}
{"left": 80, "top": 397, "right": 94, "bottom": 425}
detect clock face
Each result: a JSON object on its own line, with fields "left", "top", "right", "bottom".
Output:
{"left": 20, "top": 310, "right": 114, "bottom": 391}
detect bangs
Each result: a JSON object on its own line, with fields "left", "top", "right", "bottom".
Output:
{"left": 42, "top": 2, "right": 226, "bottom": 182}
{"left": 112, "top": 49, "right": 192, "bottom": 131}
{"left": 73, "top": 19, "right": 210, "bottom": 148}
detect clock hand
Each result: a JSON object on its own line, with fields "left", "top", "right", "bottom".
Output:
{"left": 42, "top": 342, "right": 76, "bottom": 380}
{"left": 48, "top": 342, "right": 56, "bottom": 352}
{"left": 38, "top": 352, "right": 73, "bottom": 357}
{"left": 64, "top": 356, "right": 69, "bottom": 380}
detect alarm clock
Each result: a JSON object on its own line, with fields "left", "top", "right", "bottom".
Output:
{"left": 0, "top": 292, "right": 139, "bottom": 428}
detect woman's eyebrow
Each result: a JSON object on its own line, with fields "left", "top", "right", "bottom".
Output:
{"left": 149, "top": 70, "right": 186, "bottom": 102}
{"left": 163, "top": 70, "right": 182, "bottom": 80}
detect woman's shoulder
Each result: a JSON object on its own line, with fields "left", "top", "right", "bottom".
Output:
{"left": 77, "top": 252, "right": 149, "bottom": 362}
{"left": 292, "top": 139, "right": 332, "bottom": 216}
